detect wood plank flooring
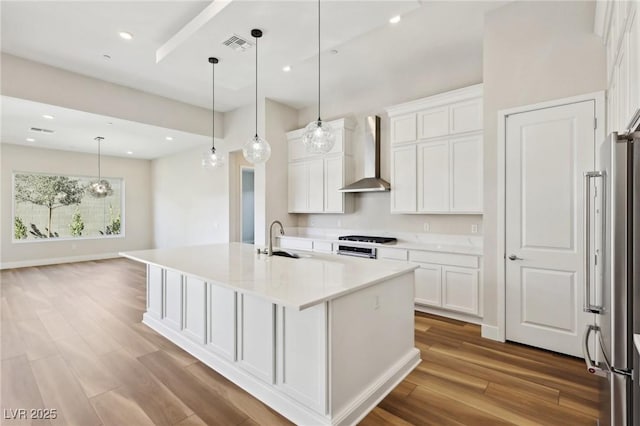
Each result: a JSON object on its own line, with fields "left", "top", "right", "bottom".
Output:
{"left": 0, "top": 259, "right": 603, "bottom": 425}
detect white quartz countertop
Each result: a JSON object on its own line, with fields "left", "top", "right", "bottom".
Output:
{"left": 278, "top": 235, "right": 483, "bottom": 256}
{"left": 120, "top": 243, "right": 418, "bottom": 310}
{"left": 635, "top": 334, "right": 640, "bottom": 355}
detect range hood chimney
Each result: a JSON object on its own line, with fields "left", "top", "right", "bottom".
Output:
{"left": 339, "top": 115, "right": 390, "bottom": 192}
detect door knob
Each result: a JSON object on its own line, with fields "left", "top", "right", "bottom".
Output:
{"left": 508, "top": 255, "right": 523, "bottom": 261}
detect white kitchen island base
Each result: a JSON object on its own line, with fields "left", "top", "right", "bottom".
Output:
{"left": 123, "top": 244, "right": 420, "bottom": 426}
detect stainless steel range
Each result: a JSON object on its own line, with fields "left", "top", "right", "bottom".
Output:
{"left": 337, "top": 235, "right": 397, "bottom": 259}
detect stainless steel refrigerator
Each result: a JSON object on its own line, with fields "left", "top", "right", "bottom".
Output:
{"left": 583, "top": 109, "right": 640, "bottom": 426}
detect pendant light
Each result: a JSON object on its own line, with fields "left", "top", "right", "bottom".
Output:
{"left": 202, "top": 57, "right": 225, "bottom": 168}
{"left": 242, "top": 29, "right": 271, "bottom": 164}
{"left": 302, "top": 0, "right": 335, "bottom": 154}
{"left": 87, "top": 136, "right": 113, "bottom": 198}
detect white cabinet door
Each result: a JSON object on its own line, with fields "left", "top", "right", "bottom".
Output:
{"left": 288, "top": 162, "right": 308, "bottom": 213}
{"left": 164, "top": 270, "right": 182, "bottom": 331}
{"left": 183, "top": 276, "right": 206, "bottom": 344}
{"left": 208, "top": 283, "right": 236, "bottom": 361}
{"left": 238, "top": 294, "right": 275, "bottom": 384}
{"left": 418, "top": 107, "right": 449, "bottom": 139}
{"left": 450, "top": 99, "right": 482, "bottom": 134}
{"left": 450, "top": 135, "right": 483, "bottom": 213}
{"left": 308, "top": 159, "right": 324, "bottom": 212}
{"left": 390, "top": 145, "right": 417, "bottom": 213}
{"left": 147, "top": 265, "right": 163, "bottom": 319}
{"left": 324, "top": 156, "right": 344, "bottom": 213}
{"left": 288, "top": 136, "right": 308, "bottom": 161}
{"left": 442, "top": 266, "right": 478, "bottom": 315}
{"left": 417, "top": 141, "right": 449, "bottom": 213}
{"left": 414, "top": 264, "right": 442, "bottom": 307}
{"left": 390, "top": 114, "right": 417, "bottom": 144}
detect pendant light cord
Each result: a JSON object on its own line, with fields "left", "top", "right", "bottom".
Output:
{"left": 317, "top": 0, "right": 321, "bottom": 122}
{"left": 255, "top": 34, "right": 258, "bottom": 138}
{"left": 95, "top": 137, "right": 103, "bottom": 181}
{"left": 211, "top": 62, "right": 216, "bottom": 153}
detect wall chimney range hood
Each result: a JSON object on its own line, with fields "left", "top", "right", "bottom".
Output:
{"left": 339, "top": 115, "right": 390, "bottom": 192}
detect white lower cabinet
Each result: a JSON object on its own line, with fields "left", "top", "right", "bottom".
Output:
{"left": 163, "top": 270, "right": 183, "bottom": 331}
{"left": 441, "top": 266, "right": 479, "bottom": 315}
{"left": 238, "top": 293, "right": 275, "bottom": 384}
{"left": 414, "top": 263, "right": 442, "bottom": 307}
{"left": 147, "top": 265, "right": 163, "bottom": 319}
{"left": 183, "top": 276, "right": 206, "bottom": 344}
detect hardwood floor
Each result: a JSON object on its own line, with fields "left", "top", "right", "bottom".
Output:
{"left": 0, "top": 259, "right": 602, "bottom": 425}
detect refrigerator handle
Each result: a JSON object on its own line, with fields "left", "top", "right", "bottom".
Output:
{"left": 582, "top": 325, "right": 607, "bottom": 376}
{"left": 583, "top": 171, "right": 604, "bottom": 314}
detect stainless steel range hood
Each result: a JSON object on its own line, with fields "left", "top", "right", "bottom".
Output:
{"left": 339, "top": 116, "right": 390, "bottom": 192}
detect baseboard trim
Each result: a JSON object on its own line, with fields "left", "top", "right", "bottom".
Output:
{"left": 1, "top": 253, "right": 120, "bottom": 270}
{"left": 414, "top": 305, "right": 483, "bottom": 325}
{"left": 481, "top": 324, "right": 503, "bottom": 342}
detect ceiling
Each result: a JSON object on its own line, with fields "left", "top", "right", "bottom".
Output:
{"left": 1, "top": 96, "right": 211, "bottom": 159}
{"left": 0, "top": 1, "right": 506, "bottom": 158}
{"left": 0, "top": 1, "right": 505, "bottom": 112}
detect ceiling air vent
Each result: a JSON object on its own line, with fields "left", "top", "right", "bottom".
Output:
{"left": 222, "top": 34, "right": 254, "bottom": 52}
{"left": 30, "top": 127, "right": 55, "bottom": 134}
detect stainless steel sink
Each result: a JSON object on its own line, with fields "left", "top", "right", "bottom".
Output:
{"left": 271, "top": 250, "right": 300, "bottom": 259}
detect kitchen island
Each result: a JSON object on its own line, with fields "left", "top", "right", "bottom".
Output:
{"left": 120, "top": 243, "right": 420, "bottom": 426}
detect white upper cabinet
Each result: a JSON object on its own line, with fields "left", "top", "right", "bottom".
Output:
{"left": 386, "top": 84, "right": 484, "bottom": 214}
{"left": 596, "top": 1, "right": 640, "bottom": 133}
{"left": 287, "top": 118, "right": 354, "bottom": 214}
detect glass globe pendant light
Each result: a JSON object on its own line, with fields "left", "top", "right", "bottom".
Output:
{"left": 202, "top": 57, "right": 225, "bottom": 168}
{"left": 302, "top": 0, "right": 335, "bottom": 154}
{"left": 87, "top": 136, "right": 113, "bottom": 198}
{"left": 242, "top": 29, "right": 271, "bottom": 164}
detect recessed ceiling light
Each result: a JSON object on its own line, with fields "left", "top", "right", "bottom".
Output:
{"left": 389, "top": 15, "right": 401, "bottom": 24}
{"left": 165, "top": 136, "right": 173, "bottom": 141}
{"left": 42, "top": 114, "right": 54, "bottom": 120}
{"left": 119, "top": 31, "right": 133, "bottom": 40}
{"left": 126, "top": 151, "right": 133, "bottom": 155}
{"left": 26, "top": 138, "right": 35, "bottom": 142}
{"left": 103, "top": 54, "right": 112, "bottom": 60}
{"left": 282, "top": 65, "right": 291, "bottom": 72}
{"left": 330, "top": 49, "right": 338, "bottom": 55}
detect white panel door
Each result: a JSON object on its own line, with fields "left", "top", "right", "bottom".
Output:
{"left": 417, "top": 141, "right": 449, "bottom": 212}
{"left": 238, "top": 293, "right": 275, "bottom": 383}
{"left": 308, "top": 159, "right": 324, "bottom": 212}
{"left": 450, "top": 135, "right": 483, "bottom": 213}
{"left": 183, "top": 276, "right": 206, "bottom": 344}
{"left": 147, "top": 265, "right": 163, "bottom": 319}
{"left": 324, "top": 156, "right": 344, "bottom": 213}
{"left": 390, "top": 145, "right": 417, "bottom": 213}
{"left": 414, "top": 264, "right": 442, "bottom": 307}
{"left": 288, "top": 162, "right": 308, "bottom": 213}
{"left": 164, "top": 270, "right": 182, "bottom": 331}
{"left": 208, "top": 283, "right": 236, "bottom": 361}
{"left": 505, "top": 100, "right": 595, "bottom": 357}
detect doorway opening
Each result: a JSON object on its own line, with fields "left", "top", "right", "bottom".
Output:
{"left": 240, "top": 167, "right": 255, "bottom": 244}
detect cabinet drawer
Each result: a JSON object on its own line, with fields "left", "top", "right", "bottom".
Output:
{"left": 312, "top": 241, "right": 333, "bottom": 253}
{"left": 279, "top": 238, "right": 313, "bottom": 251}
{"left": 377, "top": 247, "right": 408, "bottom": 261}
{"left": 409, "top": 250, "right": 479, "bottom": 268}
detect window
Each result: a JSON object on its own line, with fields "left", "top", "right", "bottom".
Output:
{"left": 13, "top": 172, "right": 124, "bottom": 241}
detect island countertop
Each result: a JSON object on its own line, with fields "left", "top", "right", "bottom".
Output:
{"left": 120, "top": 242, "right": 418, "bottom": 310}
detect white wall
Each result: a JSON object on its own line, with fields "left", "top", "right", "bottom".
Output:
{"left": 1, "top": 144, "right": 152, "bottom": 267}
{"left": 482, "top": 1, "right": 606, "bottom": 327}
{"left": 151, "top": 145, "right": 228, "bottom": 249}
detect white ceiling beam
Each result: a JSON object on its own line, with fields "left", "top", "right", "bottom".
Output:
{"left": 156, "top": 0, "right": 233, "bottom": 63}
